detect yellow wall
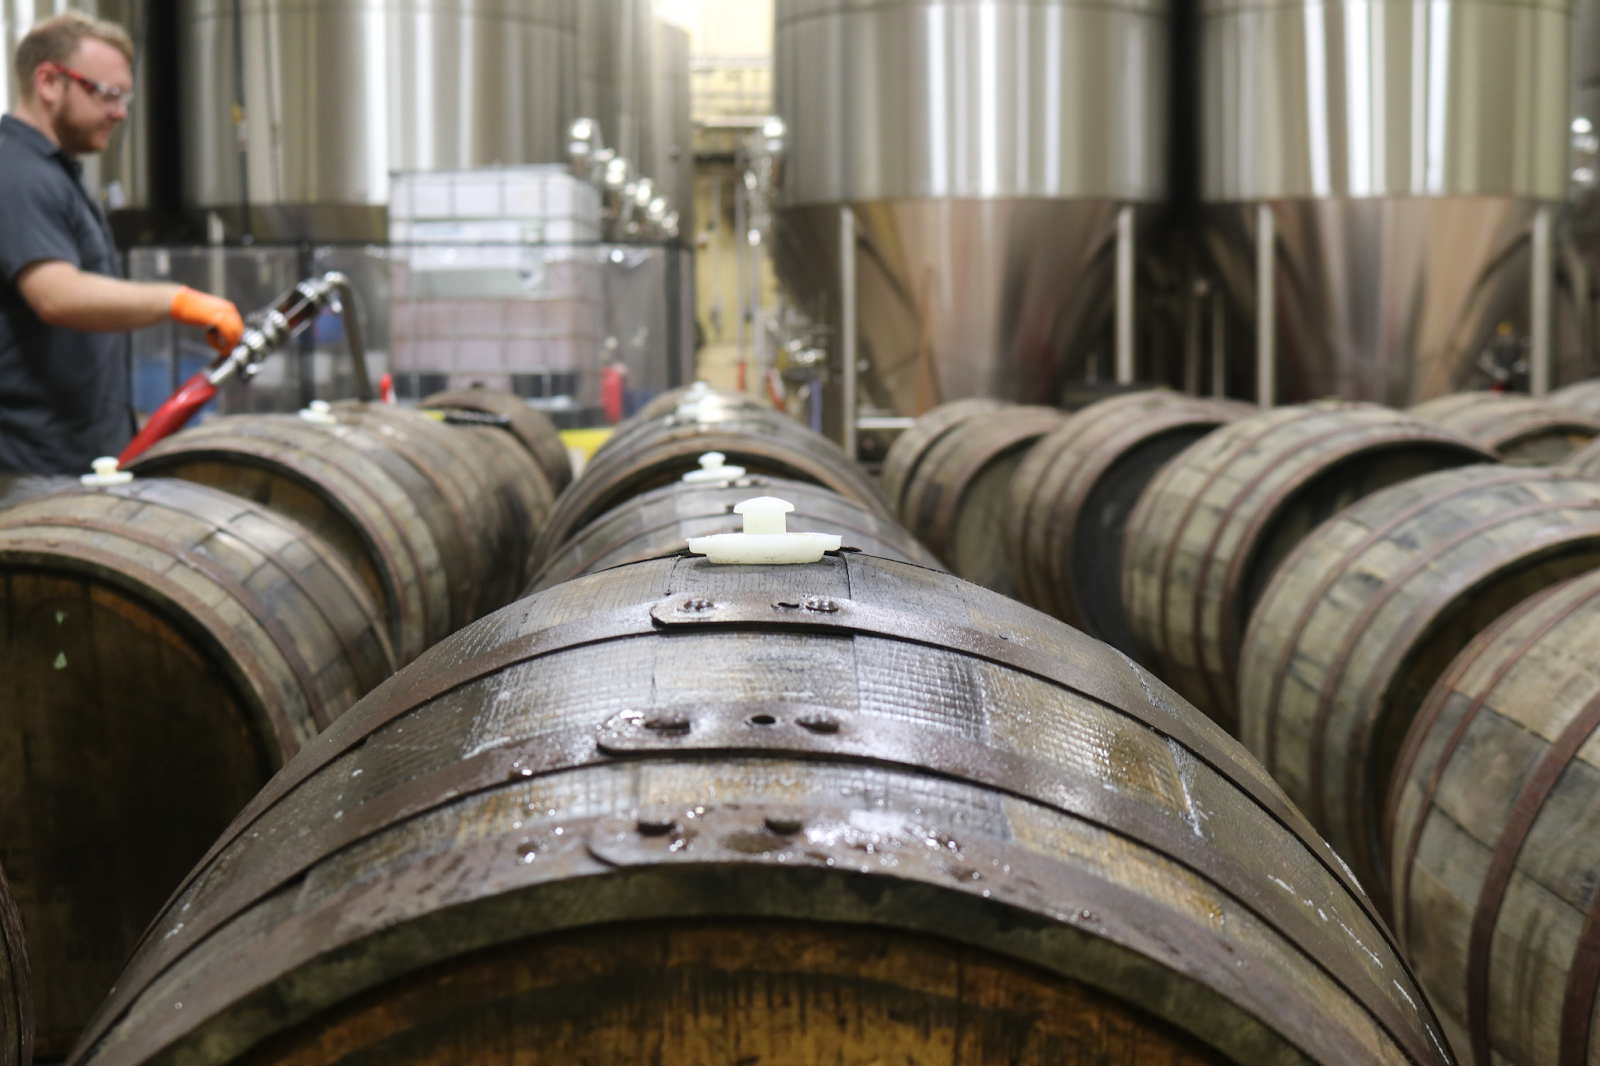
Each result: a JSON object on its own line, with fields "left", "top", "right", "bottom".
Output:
{"left": 659, "top": 0, "right": 781, "bottom": 392}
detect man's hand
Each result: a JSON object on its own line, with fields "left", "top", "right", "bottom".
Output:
{"left": 170, "top": 287, "right": 244, "bottom": 354}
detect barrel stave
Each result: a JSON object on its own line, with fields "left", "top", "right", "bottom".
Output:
{"left": 231, "top": 921, "right": 1234, "bottom": 1066}
{"left": 537, "top": 410, "right": 892, "bottom": 556}
{"left": 882, "top": 398, "right": 1007, "bottom": 522}
{"left": 0, "top": 479, "right": 393, "bottom": 1057}
{"left": 0, "top": 860, "right": 28, "bottom": 1066}
{"left": 1387, "top": 571, "right": 1600, "bottom": 1065}
{"left": 1240, "top": 467, "right": 1600, "bottom": 912}
{"left": 76, "top": 554, "right": 1447, "bottom": 1066}
{"left": 1122, "top": 401, "right": 1492, "bottom": 732}
{"left": 332, "top": 405, "right": 552, "bottom": 621}
{"left": 1410, "top": 391, "right": 1600, "bottom": 466}
{"left": 133, "top": 418, "right": 450, "bottom": 663}
{"left": 1549, "top": 379, "right": 1600, "bottom": 420}
{"left": 419, "top": 387, "right": 571, "bottom": 494}
{"left": 901, "top": 406, "right": 1067, "bottom": 595}
{"left": 1007, "top": 391, "right": 1248, "bottom": 640}
{"left": 528, "top": 475, "right": 939, "bottom": 593}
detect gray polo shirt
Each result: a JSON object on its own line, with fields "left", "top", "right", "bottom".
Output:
{"left": 0, "top": 113, "right": 134, "bottom": 474}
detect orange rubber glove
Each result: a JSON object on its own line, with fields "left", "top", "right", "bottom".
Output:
{"left": 170, "top": 286, "right": 245, "bottom": 355}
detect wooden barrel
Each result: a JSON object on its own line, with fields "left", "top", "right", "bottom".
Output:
{"left": 1237, "top": 465, "right": 1600, "bottom": 912}
{"left": 1561, "top": 435, "right": 1600, "bottom": 478}
{"left": 1387, "top": 569, "right": 1600, "bottom": 1066}
{"left": 537, "top": 406, "right": 891, "bottom": 556}
{"left": 1006, "top": 391, "right": 1250, "bottom": 644}
{"left": 71, "top": 553, "right": 1447, "bottom": 1066}
{"left": 133, "top": 403, "right": 554, "bottom": 663}
{"left": 1548, "top": 378, "right": 1600, "bottom": 419}
{"left": 0, "top": 861, "right": 29, "bottom": 1066}
{"left": 526, "top": 474, "right": 942, "bottom": 593}
{"left": 0, "top": 476, "right": 77, "bottom": 513}
{"left": 601, "top": 382, "right": 764, "bottom": 449}
{"left": 0, "top": 479, "right": 393, "bottom": 1058}
{"left": 880, "top": 398, "right": 1006, "bottom": 523}
{"left": 901, "top": 405, "right": 1068, "bottom": 594}
{"left": 340, "top": 404, "right": 555, "bottom": 606}
{"left": 1122, "top": 401, "right": 1493, "bottom": 732}
{"left": 1410, "top": 391, "right": 1600, "bottom": 465}
{"left": 419, "top": 387, "right": 571, "bottom": 494}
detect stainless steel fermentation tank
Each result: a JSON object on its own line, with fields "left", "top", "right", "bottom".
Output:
{"left": 1202, "top": 0, "right": 1576, "bottom": 404}
{"left": 578, "top": 0, "right": 653, "bottom": 179}
{"left": 1574, "top": 0, "right": 1599, "bottom": 299}
{"left": 182, "top": 0, "right": 581, "bottom": 239}
{"left": 652, "top": 18, "right": 693, "bottom": 235}
{"left": 773, "top": 0, "right": 1168, "bottom": 431}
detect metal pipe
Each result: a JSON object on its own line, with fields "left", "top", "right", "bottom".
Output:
{"left": 1115, "top": 205, "right": 1136, "bottom": 384}
{"left": 322, "top": 272, "right": 372, "bottom": 401}
{"left": 1211, "top": 285, "right": 1228, "bottom": 397}
{"left": 1530, "top": 205, "right": 1554, "bottom": 396}
{"left": 1185, "top": 278, "right": 1206, "bottom": 395}
{"left": 229, "top": 0, "right": 251, "bottom": 241}
{"left": 735, "top": 173, "right": 748, "bottom": 383}
{"left": 841, "top": 205, "right": 858, "bottom": 458}
{"left": 1256, "top": 203, "right": 1276, "bottom": 408}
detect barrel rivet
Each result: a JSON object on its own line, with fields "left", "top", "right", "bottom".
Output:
{"left": 797, "top": 715, "right": 840, "bottom": 734}
{"left": 803, "top": 597, "right": 840, "bottom": 613}
{"left": 682, "top": 597, "right": 715, "bottom": 613}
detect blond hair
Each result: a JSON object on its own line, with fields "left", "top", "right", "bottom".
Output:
{"left": 14, "top": 11, "right": 134, "bottom": 99}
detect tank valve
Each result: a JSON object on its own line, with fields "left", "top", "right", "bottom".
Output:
{"left": 686, "top": 496, "right": 841, "bottom": 565}
{"left": 298, "top": 399, "right": 338, "bottom": 425}
{"left": 681, "top": 451, "right": 746, "bottom": 484}
{"left": 81, "top": 456, "right": 133, "bottom": 487}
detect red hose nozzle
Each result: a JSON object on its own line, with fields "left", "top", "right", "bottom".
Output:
{"left": 117, "top": 371, "right": 218, "bottom": 466}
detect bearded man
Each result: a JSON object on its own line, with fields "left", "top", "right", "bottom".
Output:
{"left": 0, "top": 11, "right": 243, "bottom": 480}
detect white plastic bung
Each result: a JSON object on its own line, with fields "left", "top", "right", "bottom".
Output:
{"left": 681, "top": 451, "right": 747, "bottom": 483}
{"left": 674, "top": 381, "right": 713, "bottom": 412}
{"left": 686, "top": 496, "right": 842, "bottom": 564}
{"left": 298, "top": 399, "right": 337, "bottom": 424}
{"left": 80, "top": 456, "right": 133, "bottom": 487}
